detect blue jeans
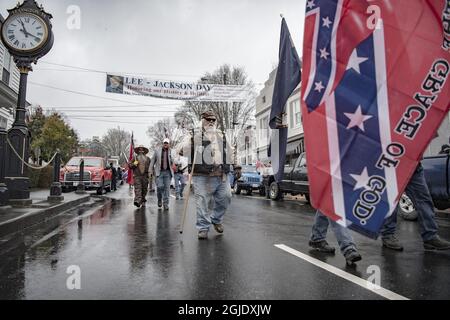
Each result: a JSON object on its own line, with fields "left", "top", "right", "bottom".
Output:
{"left": 156, "top": 170, "right": 171, "bottom": 206}
{"left": 174, "top": 173, "right": 186, "bottom": 198}
{"left": 380, "top": 163, "right": 438, "bottom": 241}
{"left": 193, "top": 175, "right": 232, "bottom": 231}
{"left": 310, "top": 210, "right": 357, "bottom": 255}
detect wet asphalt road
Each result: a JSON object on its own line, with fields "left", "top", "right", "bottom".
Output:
{"left": 1, "top": 186, "right": 450, "bottom": 300}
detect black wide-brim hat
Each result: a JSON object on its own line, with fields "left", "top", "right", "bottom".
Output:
{"left": 134, "top": 145, "right": 149, "bottom": 154}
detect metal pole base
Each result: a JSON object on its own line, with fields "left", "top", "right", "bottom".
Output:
{"left": 9, "top": 198, "right": 32, "bottom": 208}
{"left": 49, "top": 182, "right": 62, "bottom": 197}
{"left": 0, "top": 183, "right": 9, "bottom": 207}
{"left": 75, "top": 184, "right": 86, "bottom": 195}
{"left": 48, "top": 179, "right": 64, "bottom": 202}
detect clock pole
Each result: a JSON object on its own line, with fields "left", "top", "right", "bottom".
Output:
{"left": 4, "top": 63, "right": 32, "bottom": 206}
{"left": 1, "top": 0, "right": 54, "bottom": 207}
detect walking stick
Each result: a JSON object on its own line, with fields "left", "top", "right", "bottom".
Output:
{"left": 179, "top": 147, "right": 198, "bottom": 234}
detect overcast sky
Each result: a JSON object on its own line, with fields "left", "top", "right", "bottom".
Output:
{"left": 1, "top": 0, "right": 306, "bottom": 145}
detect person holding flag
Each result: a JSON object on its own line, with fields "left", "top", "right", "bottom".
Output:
{"left": 380, "top": 162, "right": 450, "bottom": 251}
{"left": 300, "top": 0, "right": 450, "bottom": 244}
{"left": 269, "top": 16, "right": 362, "bottom": 263}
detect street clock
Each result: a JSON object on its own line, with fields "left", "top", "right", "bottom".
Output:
{"left": 0, "top": 1, "right": 55, "bottom": 205}
{"left": 0, "top": 0, "right": 54, "bottom": 68}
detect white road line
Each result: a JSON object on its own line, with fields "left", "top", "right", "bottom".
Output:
{"left": 274, "top": 244, "right": 409, "bottom": 300}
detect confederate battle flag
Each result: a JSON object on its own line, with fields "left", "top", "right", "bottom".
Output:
{"left": 301, "top": 0, "right": 450, "bottom": 238}
{"left": 127, "top": 132, "right": 134, "bottom": 186}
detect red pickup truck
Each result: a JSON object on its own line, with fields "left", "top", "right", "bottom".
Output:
{"left": 60, "top": 156, "right": 113, "bottom": 195}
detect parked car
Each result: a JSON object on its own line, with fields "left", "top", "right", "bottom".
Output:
{"left": 60, "top": 156, "right": 113, "bottom": 195}
{"left": 232, "top": 165, "right": 264, "bottom": 196}
{"left": 263, "top": 153, "right": 310, "bottom": 202}
{"left": 399, "top": 151, "right": 450, "bottom": 220}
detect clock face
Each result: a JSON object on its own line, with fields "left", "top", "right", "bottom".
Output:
{"left": 1, "top": 13, "right": 48, "bottom": 52}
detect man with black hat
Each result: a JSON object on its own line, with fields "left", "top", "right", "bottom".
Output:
{"left": 150, "top": 138, "right": 174, "bottom": 210}
{"left": 128, "top": 145, "right": 151, "bottom": 207}
{"left": 178, "top": 110, "right": 233, "bottom": 239}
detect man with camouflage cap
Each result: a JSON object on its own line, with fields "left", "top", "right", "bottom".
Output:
{"left": 178, "top": 110, "right": 233, "bottom": 239}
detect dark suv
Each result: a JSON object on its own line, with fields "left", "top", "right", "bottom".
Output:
{"left": 263, "top": 152, "right": 310, "bottom": 202}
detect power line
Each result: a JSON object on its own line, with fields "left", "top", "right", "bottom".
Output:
{"left": 33, "top": 68, "right": 93, "bottom": 73}
{"left": 29, "top": 81, "right": 174, "bottom": 106}
{"left": 68, "top": 117, "right": 151, "bottom": 125}
{"left": 36, "top": 62, "right": 266, "bottom": 85}
{"left": 63, "top": 115, "right": 171, "bottom": 118}
{"left": 37, "top": 103, "right": 181, "bottom": 109}
{"left": 39, "top": 61, "right": 203, "bottom": 78}
{"left": 45, "top": 110, "right": 178, "bottom": 113}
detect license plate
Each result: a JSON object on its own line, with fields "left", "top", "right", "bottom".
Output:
{"left": 73, "top": 182, "right": 78, "bottom": 187}
{"left": 252, "top": 184, "right": 259, "bottom": 188}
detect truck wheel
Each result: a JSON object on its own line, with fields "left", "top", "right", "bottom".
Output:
{"left": 246, "top": 188, "right": 252, "bottom": 196}
{"left": 96, "top": 179, "right": 105, "bottom": 195}
{"left": 269, "top": 181, "right": 282, "bottom": 200}
{"left": 399, "top": 193, "right": 418, "bottom": 221}
{"left": 234, "top": 184, "right": 241, "bottom": 195}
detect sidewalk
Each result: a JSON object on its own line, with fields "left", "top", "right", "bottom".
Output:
{"left": 0, "top": 189, "right": 91, "bottom": 238}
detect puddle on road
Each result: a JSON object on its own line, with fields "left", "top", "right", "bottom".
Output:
{"left": 0, "top": 197, "right": 130, "bottom": 299}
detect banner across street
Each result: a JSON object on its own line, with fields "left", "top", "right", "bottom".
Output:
{"left": 105, "top": 74, "right": 253, "bottom": 102}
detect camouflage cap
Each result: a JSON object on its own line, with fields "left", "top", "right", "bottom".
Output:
{"left": 201, "top": 110, "right": 216, "bottom": 119}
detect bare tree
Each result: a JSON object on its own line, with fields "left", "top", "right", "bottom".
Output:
{"left": 176, "top": 64, "right": 255, "bottom": 131}
{"left": 146, "top": 117, "right": 186, "bottom": 152}
{"left": 78, "top": 137, "right": 108, "bottom": 159}
{"left": 101, "top": 127, "right": 131, "bottom": 164}
{"left": 175, "top": 64, "right": 257, "bottom": 162}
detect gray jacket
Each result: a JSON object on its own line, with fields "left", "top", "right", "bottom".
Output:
{"left": 150, "top": 148, "right": 174, "bottom": 177}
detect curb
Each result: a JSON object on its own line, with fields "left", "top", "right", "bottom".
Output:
{"left": 0, "top": 195, "right": 91, "bottom": 237}
{"left": 0, "top": 196, "right": 108, "bottom": 257}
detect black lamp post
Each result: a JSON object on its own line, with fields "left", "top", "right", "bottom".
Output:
{"left": 48, "top": 151, "right": 63, "bottom": 202}
{"left": 0, "top": 0, "right": 54, "bottom": 206}
{"left": 0, "top": 128, "right": 9, "bottom": 206}
{"left": 75, "top": 159, "right": 86, "bottom": 194}
{"left": 5, "top": 66, "right": 33, "bottom": 206}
